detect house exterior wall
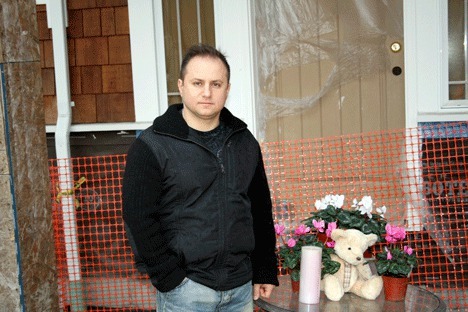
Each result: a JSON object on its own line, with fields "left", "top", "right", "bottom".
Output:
{"left": 1, "top": 0, "right": 464, "bottom": 309}
{"left": 37, "top": 0, "right": 135, "bottom": 126}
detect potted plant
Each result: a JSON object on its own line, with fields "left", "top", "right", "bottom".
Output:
{"left": 303, "top": 195, "right": 388, "bottom": 252}
{"left": 375, "top": 223, "right": 419, "bottom": 301}
{"left": 275, "top": 223, "right": 340, "bottom": 292}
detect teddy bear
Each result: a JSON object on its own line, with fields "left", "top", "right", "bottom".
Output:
{"left": 321, "top": 228, "right": 383, "bottom": 301}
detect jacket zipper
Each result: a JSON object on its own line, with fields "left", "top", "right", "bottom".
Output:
{"left": 155, "top": 128, "right": 245, "bottom": 280}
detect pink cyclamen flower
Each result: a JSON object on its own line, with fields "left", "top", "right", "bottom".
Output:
{"left": 404, "top": 245, "right": 413, "bottom": 255}
{"left": 385, "top": 224, "right": 406, "bottom": 243}
{"left": 385, "top": 233, "right": 397, "bottom": 244}
{"left": 386, "top": 250, "right": 393, "bottom": 260}
{"left": 394, "top": 227, "right": 406, "bottom": 240}
{"left": 287, "top": 238, "right": 297, "bottom": 248}
{"left": 274, "top": 224, "right": 285, "bottom": 236}
{"left": 295, "top": 224, "right": 311, "bottom": 236}
{"left": 326, "top": 222, "right": 337, "bottom": 238}
{"left": 312, "top": 219, "right": 325, "bottom": 232}
{"left": 326, "top": 241, "right": 335, "bottom": 248}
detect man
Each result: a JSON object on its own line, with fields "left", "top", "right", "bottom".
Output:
{"left": 123, "top": 44, "right": 278, "bottom": 311}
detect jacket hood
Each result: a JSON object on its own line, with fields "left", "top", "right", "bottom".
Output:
{"left": 152, "top": 103, "right": 247, "bottom": 139}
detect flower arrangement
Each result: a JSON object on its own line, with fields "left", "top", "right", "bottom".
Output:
{"left": 375, "top": 224, "right": 419, "bottom": 278}
{"left": 275, "top": 223, "right": 340, "bottom": 281}
{"left": 303, "top": 194, "right": 388, "bottom": 246}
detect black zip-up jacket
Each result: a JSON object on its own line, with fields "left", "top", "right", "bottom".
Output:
{"left": 122, "top": 104, "right": 279, "bottom": 292}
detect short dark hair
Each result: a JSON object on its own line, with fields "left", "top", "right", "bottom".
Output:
{"left": 179, "top": 44, "right": 230, "bottom": 82}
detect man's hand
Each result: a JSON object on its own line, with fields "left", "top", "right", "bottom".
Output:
{"left": 253, "top": 283, "right": 276, "bottom": 300}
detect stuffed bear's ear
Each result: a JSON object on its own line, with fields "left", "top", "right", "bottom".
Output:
{"left": 366, "top": 233, "right": 378, "bottom": 247}
{"left": 330, "top": 228, "right": 346, "bottom": 241}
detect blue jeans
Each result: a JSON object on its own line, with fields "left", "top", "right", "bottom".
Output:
{"left": 156, "top": 278, "right": 253, "bottom": 312}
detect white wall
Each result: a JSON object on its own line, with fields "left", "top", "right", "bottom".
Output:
{"left": 213, "top": 0, "right": 258, "bottom": 136}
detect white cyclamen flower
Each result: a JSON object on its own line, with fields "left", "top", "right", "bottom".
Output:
{"left": 356, "top": 195, "right": 373, "bottom": 218}
{"left": 359, "top": 196, "right": 373, "bottom": 209}
{"left": 321, "top": 194, "right": 344, "bottom": 208}
{"left": 376, "top": 205, "right": 387, "bottom": 218}
{"left": 332, "top": 194, "right": 345, "bottom": 208}
{"left": 315, "top": 199, "right": 327, "bottom": 210}
{"left": 316, "top": 194, "right": 345, "bottom": 210}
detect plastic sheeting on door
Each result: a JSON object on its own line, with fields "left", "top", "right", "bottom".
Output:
{"left": 254, "top": 0, "right": 403, "bottom": 119}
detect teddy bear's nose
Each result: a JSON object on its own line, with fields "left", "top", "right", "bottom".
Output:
{"left": 356, "top": 257, "right": 361, "bottom": 261}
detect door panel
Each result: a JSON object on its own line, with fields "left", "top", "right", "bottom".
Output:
{"left": 255, "top": 0, "right": 405, "bottom": 142}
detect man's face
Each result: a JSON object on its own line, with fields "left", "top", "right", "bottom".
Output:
{"left": 178, "top": 56, "right": 230, "bottom": 128}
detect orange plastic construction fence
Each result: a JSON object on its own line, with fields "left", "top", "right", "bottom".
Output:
{"left": 48, "top": 122, "right": 467, "bottom": 311}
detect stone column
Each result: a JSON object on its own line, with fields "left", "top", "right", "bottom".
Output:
{"left": 0, "top": 1, "right": 59, "bottom": 311}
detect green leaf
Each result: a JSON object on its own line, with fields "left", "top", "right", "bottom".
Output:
{"left": 290, "top": 269, "right": 300, "bottom": 281}
{"left": 360, "top": 223, "right": 373, "bottom": 234}
{"left": 351, "top": 217, "right": 365, "bottom": 228}
{"left": 336, "top": 211, "right": 352, "bottom": 225}
{"left": 326, "top": 206, "right": 338, "bottom": 217}
{"left": 376, "top": 261, "right": 390, "bottom": 275}
{"left": 283, "top": 255, "right": 299, "bottom": 270}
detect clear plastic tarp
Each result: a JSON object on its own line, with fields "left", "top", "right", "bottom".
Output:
{"left": 254, "top": 0, "right": 403, "bottom": 122}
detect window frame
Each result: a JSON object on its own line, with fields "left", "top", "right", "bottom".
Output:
{"left": 440, "top": 0, "right": 468, "bottom": 108}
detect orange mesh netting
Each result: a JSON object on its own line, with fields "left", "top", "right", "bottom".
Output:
{"left": 49, "top": 122, "right": 467, "bottom": 311}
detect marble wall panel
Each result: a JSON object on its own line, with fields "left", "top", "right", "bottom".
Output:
{"left": 0, "top": 176, "right": 20, "bottom": 312}
{"left": 0, "top": 0, "right": 59, "bottom": 310}
{"left": 0, "top": 92, "right": 8, "bottom": 175}
{"left": 0, "top": 0, "right": 41, "bottom": 63}
{"left": 2, "top": 60, "right": 59, "bottom": 311}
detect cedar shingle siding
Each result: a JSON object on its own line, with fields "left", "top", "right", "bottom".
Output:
{"left": 37, "top": 0, "right": 135, "bottom": 125}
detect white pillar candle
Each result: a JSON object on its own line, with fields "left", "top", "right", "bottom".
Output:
{"left": 298, "top": 302, "right": 320, "bottom": 312}
{"left": 299, "top": 246, "right": 322, "bottom": 304}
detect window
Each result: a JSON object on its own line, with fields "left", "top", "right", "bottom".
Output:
{"left": 162, "top": 0, "right": 215, "bottom": 105}
{"left": 446, "top": 0, "right": 468, "bottom": 106}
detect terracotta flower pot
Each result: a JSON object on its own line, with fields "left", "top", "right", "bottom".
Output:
{"left": 287, "top": 268, "right": 300, "bottom": 293}
{"left": 382, "top": 275, "right": 409, "bottom": 301}
{"left": 317, "top": 232, "right": 328, "bottom": 245}
{"left": 291, "top": 279, "right": 300, "bottom": 293}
